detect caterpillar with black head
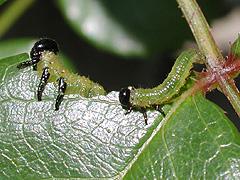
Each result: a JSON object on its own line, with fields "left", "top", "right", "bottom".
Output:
{"left": 119, "top": 50, "right": 202, "bottom": 124}
{"left": 17, "top": 38, "right": 106, "bottom": 110}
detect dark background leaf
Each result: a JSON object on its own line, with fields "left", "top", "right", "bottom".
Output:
{"left": 57, "top": 0, "right": 228, "bottom": 57}
{"left": 0, "top": 0, "right": 6, "bottom": 6}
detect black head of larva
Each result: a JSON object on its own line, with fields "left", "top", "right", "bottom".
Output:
{"left": 119, "top": 87, "right": 132, "bottom": 110}
{"left": 30, "top": 38, "right": 59, "bottom": 60}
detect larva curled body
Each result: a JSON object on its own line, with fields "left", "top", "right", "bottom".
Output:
{"left": 119, "top": 49, "right": 202, "bottom": 124}
{"left": 130, "top": 50, "right": 200, "bottom": 108}
{"left": 17, "top": 38, "right": 106, "bottom": 110}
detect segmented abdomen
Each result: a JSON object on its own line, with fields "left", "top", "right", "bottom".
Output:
{"left": 37, "top": 51, "right": 106, "bottom": 97}
{"left": 131, "top": 50, "right": 200, "bottom": 108}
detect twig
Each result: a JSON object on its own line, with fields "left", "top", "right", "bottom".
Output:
{"left": 176, "top": 0, "right": 240, "bottom": 117}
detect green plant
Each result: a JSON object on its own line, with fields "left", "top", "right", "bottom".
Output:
{"left": 0, "top": 0, "right": 239, "bottom": 179}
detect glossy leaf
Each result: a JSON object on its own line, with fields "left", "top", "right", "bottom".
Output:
{"left": 0, "top": 54, "right": 163, "bottom": 178}
{"left": 123, "top": 94, "right": 240, "bottom": 179}
{"left": 0, "top": 38, "right": 35, "bottom": 59}
{"left": 0, "top": 54, "right": 239, "bottom": 179}
{"left": 57, "top": 0, "right": 226, "bottom": 57}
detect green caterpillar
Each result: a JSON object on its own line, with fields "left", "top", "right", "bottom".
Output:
{"left": 17, "top": 38, "right": 106, "bottom": 110}
{"left": 119, "top": 49, "right": 202, "bottom": 124}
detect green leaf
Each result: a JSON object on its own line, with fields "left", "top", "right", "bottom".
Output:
{"left": 123, "top": 94, "right": 240, "bottom": 179}
{"left": 0, "top": 38, "right": 77, "bottom": 72}
{"left": 1, "top": 54, "right": 239, "bottom": 179}
{"left": 0, "top": 54, "right": 163, "bottom": 179}
{"left": 0, "top": 38, "right": 35, "bottom": 59}
{"left": 57, "top": 0, "right": 226, "bottom": 57}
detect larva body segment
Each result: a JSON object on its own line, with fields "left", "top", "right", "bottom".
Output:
{"left": 130, "top": 50, "right": 200, "bottom": 108}
{"left": 38, "top": 51, "right": 105, "bottom": 97}
{"left": 17, "top": 38, "right": 106, "bottom": 110}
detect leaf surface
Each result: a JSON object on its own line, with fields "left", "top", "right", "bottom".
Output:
{"left": 0, "top": 54, "right": 162, "bottom": 179}
{"left": 0, "top": 54, "right": 239, "bottom": 179}
{"left": 123, "top": 94, "right": 240, "bottom": 179}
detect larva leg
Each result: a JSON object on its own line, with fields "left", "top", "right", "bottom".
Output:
{"left": 55, "top": 77, "right": 67, "bottom": 111}
{"left": 17, "top": 38, "right": 106, "bottom": 111}
{"left": 140, "top": 108, "right": 148, "bottom": 125}
{"left": 119, "top": 87, "right": 149, "bottom": 124}
{"left": 124, "top": 106, "right": 133, "bottom": 115}
{"left": 17, "top": 38, "right": 59, "bottom": 70}
{"left": 155, "top": 105, "right": 166, "bottom": 117}
{"left": 17, "top": 57, "right": 39, "bottom": 69}
{"left": 33, "top": 64, "right": 37, "bottom": 71}
{"left": 37, "top": 67, "right": 50, "bottom": 101}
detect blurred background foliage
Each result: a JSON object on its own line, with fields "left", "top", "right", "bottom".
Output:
{"left": 0, "top": 0, "right": 239, "bottom": 126}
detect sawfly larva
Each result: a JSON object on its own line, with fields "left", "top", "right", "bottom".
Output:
{"left": 17, "top": 38, "right": 106, "bottom": 110}
{"left": 119, "top": 50, "right": 202, "bottom": 124}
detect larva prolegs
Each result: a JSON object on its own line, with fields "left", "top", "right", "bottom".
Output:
{"left": 140, "top": 108, "right": 148, "bottom": 125}
{"left": 55, "top": 77, "right": 67, "bottom": 111}
{"left": 37, "top": 67, "right": 50, "bottom": 101}
{"left": 155, "top": 105, "right": 166, "bottom": 116}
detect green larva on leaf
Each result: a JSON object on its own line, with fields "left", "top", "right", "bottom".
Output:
{"left": 119, "top": 49, "right": 202, "bottom": 124}
{"left": 17, "top": 38, "right": 106, "bottom": 110}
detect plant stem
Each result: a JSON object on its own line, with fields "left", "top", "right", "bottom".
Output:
{"left": 0, "top": 0, "right": 35, "bottom": 38}
{"left": 176, "top": 0, "right": 240, "bottom": 117}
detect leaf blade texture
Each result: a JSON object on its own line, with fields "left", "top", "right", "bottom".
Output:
{"left": 123, "top": 94, "right": 240, "bottom": 179}
{"left": 0, "top": 54, "right": 239, "bottom": 179}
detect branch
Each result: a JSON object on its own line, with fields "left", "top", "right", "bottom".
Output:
{"left": 176, "top": 0, "right": 240, "bottom": 117}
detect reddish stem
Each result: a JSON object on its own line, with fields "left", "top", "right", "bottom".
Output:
{"left": 194, "top": 55, "right": 240, "bottom": 93}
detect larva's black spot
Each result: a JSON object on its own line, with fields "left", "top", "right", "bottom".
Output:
{"left": 17, "top": 38, "right": 59, "bottom": 70}
{"left": 30, "top": 38, "right": 59, "bottom": 60}
{"left": 119, "top": 87, "right": 131, "bottom": 110}
{"left": 119, "top": 87, "right": 149, "bottom": 125}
